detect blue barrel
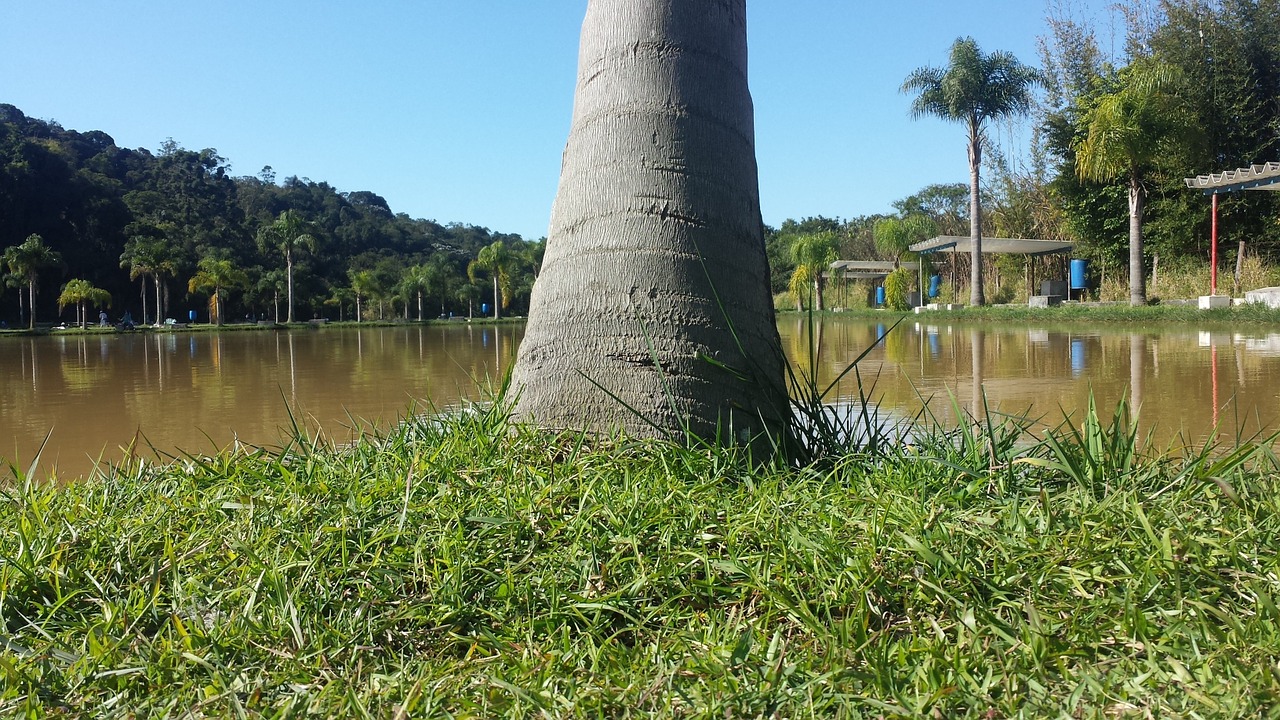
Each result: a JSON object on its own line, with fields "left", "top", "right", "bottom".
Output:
{"left": 1070, "top": 259, "right": 1089, "bottom": 290}
{"left": 875, "top": 286, "right": 885, "bottom": 305}
{"left": 188, "top": 310, "right": 197, "bottom": 322}
{"left": 928, "top": 274, "right": 942, "bottom": 299}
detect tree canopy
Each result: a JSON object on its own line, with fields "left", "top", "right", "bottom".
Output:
{"left": 0, "top": 104, "right": 540, "bottom": 326}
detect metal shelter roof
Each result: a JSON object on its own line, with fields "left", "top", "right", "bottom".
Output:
{"left": 1184, "top": 162, "right": 1280, "bottom": 194}
{"left": 826, "top": 260, "right": 919, "bottom": 279}
{"left": 908, "top": 236, "right": 1074, "bottom": 257}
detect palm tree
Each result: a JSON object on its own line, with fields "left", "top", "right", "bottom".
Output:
{"left": 509, "top": 0, "right": 788, "bottom": 448}
{"left": 120, "top": 236, "right": 172, "bottom": 325}
{"left": 188, "top": 256, "right": 248, "bottom": 326}
{"left": 787, "top": 232, "right": 840, "bottom": 311}
{"left": 467, "top": 241, "right": 514, "bottom": 320}
{"left": 257, "top": 210, "right": 318, "bottom": 323}
{"left": 323, "top": 286, "right": 354, "bottom": 322}
{"left": 455, "top": 282, "right": 482, "bottom": 320}
{"left": 57, "top": 279, "right": 111, "bottom": 328}
{"left": 902, "top": 37, "right": 1041, "bottom": 306}
{"left": 3, "top": 234, "right": 63, "bottom": 329}
{"left": 399, "top": 264, "right": 431, "bottom": 321}
{"left": 426, "top": 254, "right": 460, "bottom": 316}
{"left": 1074, "top": 61, "right": 1192, "bottom": 306}
{"left": 3, "top": 270, "right": 24, "bottom": 324}
{"left": 874, "top": 214, "right": 938, "bottom": 303}
{"left": 348, "top": 269, "right": 375, "bottom": 322}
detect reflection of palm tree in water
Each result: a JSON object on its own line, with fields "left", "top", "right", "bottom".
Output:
{"left": 970, "top": 328, "right": 985, "bottom": 421}
{"left": 1129, "top": 333, "right": 1145, "bottom": 437}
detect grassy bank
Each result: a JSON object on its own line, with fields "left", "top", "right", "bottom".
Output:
{"left": 3, "top": 400, "right": 1278, "bottom": 716}
{"left": 0, "top": 316, "right": 525, "bottom": 338}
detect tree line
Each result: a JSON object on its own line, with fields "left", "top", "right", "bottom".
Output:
{"left": 768, "top": 0, "right": 1280, "bottom": 308}
{"left": 1, "top": 104, "right": 543, "bottom": 328}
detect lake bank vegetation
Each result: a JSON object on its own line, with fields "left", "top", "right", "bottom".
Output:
{"left": 770, "top": 1, "right": 1280, "bottom": 312}
{"left": 2, "top": 396, "right": 1278, "bottom": 715}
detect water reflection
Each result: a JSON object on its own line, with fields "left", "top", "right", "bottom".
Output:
{"left": 1, "top": 324, "right": 522, "bottom": 477}
{"left": 4, "top": 318, "right": 1279, "bottom": 478}
{"left": 777, "top": 317, "right": 1280, "bottom": 447}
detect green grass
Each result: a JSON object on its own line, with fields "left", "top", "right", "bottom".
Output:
{"left": 3, "top": 399, "right": 1280, "bottom": 717}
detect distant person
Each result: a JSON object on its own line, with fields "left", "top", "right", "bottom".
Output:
{"left": 120, "top": 311, "right": 134, "bottom": 329}
{"left": 99, "top": 310, "right": 108, "bottom": 326}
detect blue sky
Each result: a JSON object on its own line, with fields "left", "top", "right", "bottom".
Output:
{"left": 3, "top": 1, "right": 1116, "bottom": 240}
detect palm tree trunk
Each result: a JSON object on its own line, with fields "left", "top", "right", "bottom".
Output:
{"left": 155, "top": 276, "right": 163, "bottom": 325}
{"left": 27, "top": 280, "right": 35, "bottom": 330}
{"left": 140, "top": 278, "right": 148, "bottom": 325}
{"left": 491, "top": 277, "right": 500, "bottom": 320}
{"left": 509, "top": 0, "right": 787, "bottom": 447}
{"left": 418, "top": 292, "right": 424, "bottom": 321}
{"left": 286, "top": 250, "right": 295, "bottom": 324}
{"left": 1128, "top": 178, "right": 1146, "bottom": 306}
{"left": 967, "top": 124, "right": 985, "bottom": 307}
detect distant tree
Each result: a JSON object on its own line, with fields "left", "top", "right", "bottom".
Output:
{"left": 468, "top": 241, "right": 515, "bottom": 320}
{"left": 873, "top": 215, "right": 937, "bottom": 264}
{"left": 257, "top": 210, "right": 319, "bottom": 323}
{"left": 348, "top": 269, "right": 376, "bottom": 322}
{"left": 251, "top": 267, "right": 287, "bottom": 323}
{"left": 188, "top": 256, "right": 247, "bottom": 326}
{"left": 120, "top": 235, "right": 173, "bottom": 326}
{"left": 883, "top": 267, "right": 914, "bottom": 311}
{"left": 57, "top": 278, "right": 111, "bottom": 328}
{"left": 455, "top": 282, "right": 482, "bottom": 320}
{"left": 3, "top": 269, "right": 25, "bottom": 323}
{"left": 3, "top": 234, "right": 63, "bottom": 329}
{"left": 323, "top": 286, "right": 354, "bottom": 322}
{"left": 398, "top": 264, "right": 431, "bottom": 321}
{"left": 891, "top": 184, "right": 969, "bottom": 235}
{"left": 1074, "top": 61, "right": 1194, "bottom": 306}
{"left": 788, "top": 231, "right": 840, "bottom": 311}
{"left": 902, "top": 37, "right": 1041, "bottom": 306}
{"left": 425, "top": 254, "right": 460, "bottom": 316}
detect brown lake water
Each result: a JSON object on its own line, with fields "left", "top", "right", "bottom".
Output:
{"left": 3, "top": 318, "right": 1278, "bottom": 478}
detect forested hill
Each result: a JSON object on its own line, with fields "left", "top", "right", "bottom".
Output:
{"left": 0, "top": 103, "right": 539, "bottom": 324}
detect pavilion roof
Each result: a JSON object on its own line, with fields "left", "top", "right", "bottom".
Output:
{"left": 1184, "top": 162, "right": 1280, "bottom": 194}
{"left": 908, "top": 236, "right": 1074, "bottom": 257}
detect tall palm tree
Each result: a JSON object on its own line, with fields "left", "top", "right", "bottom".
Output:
{"left": 57, "top": 279, "right": 111, "bottom": 328}
{"left": 467, "top": 241, "right": 514, "bottom": 320}
{"left": 3, "top": 234, "right": 63, "bottom": 329}
{"left": 188, "top": 256, "right": 248, "bottom": 326}
{"left": 509, "top": 0, "right": 788, "bottom": 448}
{"left": 1074, "top": 61, "right": 1192, "bottom": 306}
{"left": 787, "top": 232, "right": 840, "bottom": 311}
{"left": 426, "top": 254, "right": 460, "bottom": 316}
{"left": 902, "top": 37, "right": 1041, "bottom": 306}
{"left": 399, "top": 264, "right": 431, "bottom": 321}
{"left": 120, "top": 235, "right": 172, "bottom": 325}
{"left": 348, "top": 269, "right": 375, "bottom": 322}
{"left": 257, "top": 210, "right": 318, "bottom": 323}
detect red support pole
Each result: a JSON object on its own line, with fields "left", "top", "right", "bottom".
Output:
{"left": 1211, "top": 193, "right": 1219, "bottom": 295}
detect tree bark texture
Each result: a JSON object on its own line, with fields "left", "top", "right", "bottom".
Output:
{"left": 967, "top": 122, "right": 985, "bottom": 307}
{"left": 1128, "top": 178, "right": 1146, "bottom": 306}
{"left": 510, "top": 0, "right": 788, "bottom": 445}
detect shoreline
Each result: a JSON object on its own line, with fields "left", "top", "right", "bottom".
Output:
{"left": 0, "top": 316, "right": 528, "bottom": 338}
